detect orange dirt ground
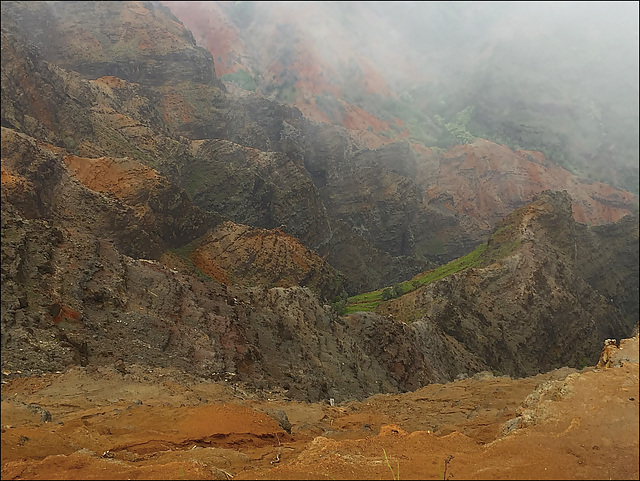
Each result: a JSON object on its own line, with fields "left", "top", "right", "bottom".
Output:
{"left": 1, "top": 336, "right": 638, "bottom": 480}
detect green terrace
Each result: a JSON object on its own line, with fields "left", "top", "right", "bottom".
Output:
{"left": 344, "top": 242, "right": 488, "bottom": 314}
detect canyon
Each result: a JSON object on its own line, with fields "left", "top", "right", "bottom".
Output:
{"left": 1, "top": 2, "right": 638, "bottom": 479}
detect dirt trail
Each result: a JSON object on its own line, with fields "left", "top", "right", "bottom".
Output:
{"left": 1, "top": 337, "right": 638, "bottom": 480}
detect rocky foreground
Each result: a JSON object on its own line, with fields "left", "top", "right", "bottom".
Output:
{"left": 1, "top": 335, "right": 638, "bottom": 480}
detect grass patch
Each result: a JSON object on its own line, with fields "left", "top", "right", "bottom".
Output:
{"left": 343, "top": 217, "right": 528, "bottom": 315}
{"left": 220, "top": 69, "right": 257, "bottom": 91}
{"left": 345, "top": 242, "right": 487, "bottom": 314}
{"left": 344, "top": 289, "right": 385, "bottom": 314}
{"left": 399, "top": 242, "right": 487, "bottom": 291}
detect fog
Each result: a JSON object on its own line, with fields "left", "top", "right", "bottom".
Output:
{"left": 165, "top": 1, "right": 639, "bottom": 193}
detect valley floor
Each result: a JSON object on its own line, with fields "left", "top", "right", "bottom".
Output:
{"left": 1, "top": 336, "right": 638, "bottom": 480}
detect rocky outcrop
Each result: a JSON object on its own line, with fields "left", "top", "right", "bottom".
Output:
{"left": 297, "top": 122, "right": 483, "bottom": 264}
{"left": 1, "top": 1, "right": 224, "bottom": 89}
{"left": 172, "top": 221, "right": 346, "bottom": 301}
{"left": 377, "top": 191, "right": 638, "bottom": 377}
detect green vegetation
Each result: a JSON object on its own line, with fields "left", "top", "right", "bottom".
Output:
{"left": 577, "top": 357, "right": 590, "bottom": 370}
{"left": 443, "top": 106, "right": 475, "bottom": 144}
{"left": 330, "top": 291, "right": 349, "bottom": 316}
{"left": 378, "top": 129, "right": 396, "bottom": 139}
{"left": 220, "top": 69, "right": 257, "bottom": 91}
{"left": 343, "top": 219, "right": 527, "bottom": 316}
{"left": 381, "top": 287, "right": 395, "bottom": 301}
{"left": 346, "top": 91, "right": 443, "bottom": 146}
{"left": 344, "top": 242, "right": 488, "bottom": 314}
{"left": 315, "top": 93, "right": 345, "bottom": 123}
{"left": 277, "top": 84, "right": 298, "bottom": 103}
{"left": 383, "top": 448, "right": 400, "bottom": 481}
{"left": 344, "top": 288, "right": 387, "bottom": 314}
{"left": 341, "top": 88, "right": 482, "bottom": 150}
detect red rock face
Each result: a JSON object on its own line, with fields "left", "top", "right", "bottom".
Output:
{"left": 183, "top": 221, "right": 345, "bottom": 300}
{"left": 160, "top": 1, "right": 404, "bottom": 148}
{"left": 435, "top": 139, "right": 636, "bottom": 227}
{"left": 162, "top": 1, "right": 637, "bottom": 229}
{"left": 162, "top": 1, "right": 244, "bottom": 77}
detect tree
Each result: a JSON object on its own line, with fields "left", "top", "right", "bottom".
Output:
{"left": 381, "top": 287, "right": 395, "bottom": 301}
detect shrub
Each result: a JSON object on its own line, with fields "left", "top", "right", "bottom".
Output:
{"left": 381, "top": 287, "right": 395, "bottom": 301}
{"left": 220, "top": 70, "right": 257, "bottom": 91}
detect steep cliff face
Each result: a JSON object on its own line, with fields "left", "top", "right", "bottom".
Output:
{"left": 182, "top": 138, "right": 332, "bottom": 254}
{"left": 0, "top": 126, "right": 421, "bottom": 401}
{"left": 574, "top": 214, "right": 640, "bottom": 326}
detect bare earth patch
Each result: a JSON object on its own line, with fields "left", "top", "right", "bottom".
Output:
{"left": 1, "top": 336, "right": 637, "bottom": 480}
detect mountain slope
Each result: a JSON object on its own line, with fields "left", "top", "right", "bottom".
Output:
{"left": 4, "top": 123, "right": 635, "bottom": 398}
{"left": 1, "top": 1, "right": 637, "bottom": 404}
{"left": 2, "top": 0, "right": 637, "bottom": 292}
{"left": 376, "top": 190, "right": 638, "bottom": 376}
{"left": 0, "top": 126, "right": 424, "bottom": 401}
{"left": 163, "top": 1, "right": 639, "bottom": 195}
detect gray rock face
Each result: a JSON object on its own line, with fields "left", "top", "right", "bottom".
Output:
{"left": 263, "top": 409, "right": 292, "bottom": 434}
{"left": 295, "top": 122, "right": 485, "bottom": 268}
{"left": 378, "top": 191, "right": 638, "bottom": 377}
{"left": 575, "top": 214, "right": 640, "bottom": 325}
{"left": 183, "top": 138, "right": 332, "bottom": 255}
{"left": 0, "top": 127, "right": 439, "bottom": 402}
